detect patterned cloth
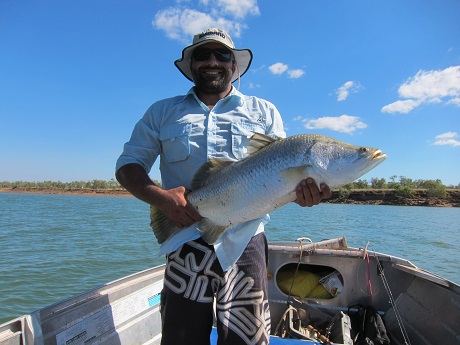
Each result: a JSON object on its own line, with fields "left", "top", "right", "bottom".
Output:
{"left": 160, "top": 233, "right": 271, "bottom": 345}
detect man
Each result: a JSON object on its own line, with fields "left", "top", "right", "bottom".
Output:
{"left": 116, "top": 28, "right": 331, "bottom": 345}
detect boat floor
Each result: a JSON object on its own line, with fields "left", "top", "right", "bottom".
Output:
{"left": 210, "top": 328, "right": 313, "bottom": 344}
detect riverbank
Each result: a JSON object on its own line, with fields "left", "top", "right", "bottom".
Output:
{"left": 1, "top": 187, "right": 459, "bottom": 207}
{"left": 325, "top": 189, "right": 460, "bottom": 207}
{"left": 0, "top": 187, "right": 131, "bottom": 196}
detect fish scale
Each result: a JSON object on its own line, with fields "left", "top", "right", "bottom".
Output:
{"left": 190, "top": 142, "right": 298, "bottom": 223}
{"left": 150, "top": 133, "right": 386, "bottom": 244}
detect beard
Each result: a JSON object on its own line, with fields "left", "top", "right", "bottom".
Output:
{"left": 191, "top": 64, "right": 234, "bottom": 95}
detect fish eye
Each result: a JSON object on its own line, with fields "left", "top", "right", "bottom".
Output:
{"left": 361, "top": 147, "right": 368, "bottom": 153}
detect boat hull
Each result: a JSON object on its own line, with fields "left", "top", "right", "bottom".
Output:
{"left": 1, "top": 239, "right": 459, "bottom": 344}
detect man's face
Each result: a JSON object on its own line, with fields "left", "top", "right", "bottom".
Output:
{"left": 190, "top": 42, "right": 235, "bottom": 94}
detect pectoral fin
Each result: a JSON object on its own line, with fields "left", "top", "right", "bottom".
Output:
{"left": 198, "top": 220, "right": 228, "bottom": 244}
{"left": 150, "top": 205, "right": 181, "bottom": 244}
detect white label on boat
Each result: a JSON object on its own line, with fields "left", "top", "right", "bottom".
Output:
{"left": 56, "top": 281, "right": 163, "bottom": 345}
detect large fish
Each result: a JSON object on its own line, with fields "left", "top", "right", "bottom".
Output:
{"left": 151, "top": 133, "right": 386, "bottom": 244}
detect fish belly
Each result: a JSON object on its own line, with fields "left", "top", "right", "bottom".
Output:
{"left": 189, "top": 165, "right": 304, "bottom": 230}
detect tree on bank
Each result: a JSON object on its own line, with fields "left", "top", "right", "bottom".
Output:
{"left": 0, "top": 176, "right": 458, "bottom": 191}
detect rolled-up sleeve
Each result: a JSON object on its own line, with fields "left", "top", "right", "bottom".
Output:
{"left": 115, "top": 109, "right": 161, "bottom": 174}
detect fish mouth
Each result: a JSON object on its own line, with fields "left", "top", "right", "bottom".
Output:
{"left": 372, "top": 150, "right": 387, "bottom": 160}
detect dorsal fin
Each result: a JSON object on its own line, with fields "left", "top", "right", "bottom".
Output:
{"left": 191, "top": 158, "right": 234, "bottom": 190}
{"left": 246, "top": 132, "right": 281, "bottom": 155}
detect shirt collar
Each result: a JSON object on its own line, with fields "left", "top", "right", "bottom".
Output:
{"left": 228, "top": 87, "right": 245, "bottom": 106}
{"left": 179, "top": 86, "right": 244, "bottom": 107}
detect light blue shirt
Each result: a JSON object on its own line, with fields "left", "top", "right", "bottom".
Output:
{"left": 116, "top": 87, "right": 286, "bottom": 270}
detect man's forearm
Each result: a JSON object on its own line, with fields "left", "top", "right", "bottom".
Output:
{"left": 115, "top": 163, "right": 161, "bottom": 205}
{"left": 116, "top": 163, "right": 202, "bottom": 227}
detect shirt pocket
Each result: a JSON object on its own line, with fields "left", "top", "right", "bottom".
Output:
{"left": 231, "top": 122, "right": 265, "bottom": 160}
{"left": 159, "top": 123, "right": 192, "bottom": 163}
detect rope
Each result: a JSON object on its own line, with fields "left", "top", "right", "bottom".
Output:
{"left": 235, "top": 63, "right": 241, "bottom": 90}
{"left": 374, "top": 251, "right": 412, "bottom": 345}
{"left": 365, "top": 251, "right": 373, "bottom": 296}
{"left": 274, "top": 306, "right": 298, "bottom": 336}
{"left": 275, "top": 239, "right": 303, "bottom": 337}
{"left": 287, "top": 238, "right": 311, "bottom": 304}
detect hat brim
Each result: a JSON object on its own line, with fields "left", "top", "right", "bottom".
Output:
{"left": 174, "top": 41, "right": 253, "bottom": 83}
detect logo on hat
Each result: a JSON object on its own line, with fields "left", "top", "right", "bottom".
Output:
{"left": 199, "top": 31, "right": 226, "bottom": 40}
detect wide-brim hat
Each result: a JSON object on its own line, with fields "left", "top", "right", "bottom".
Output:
{"left": 174, "top": 28, "right": 253, "bottom": 83}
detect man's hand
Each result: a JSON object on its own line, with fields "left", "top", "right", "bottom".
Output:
{"left": 116, "top": 164, "right": 202, "bottom": 228}
{"left": 294, "top": 178, "right": 331, "bottom": 207}
{"left": 157, "top": 187, "right": 203, "bottom": 229}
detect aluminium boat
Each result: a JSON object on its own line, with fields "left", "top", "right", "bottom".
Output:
{"left": 1, "top": 237, "right": 459, "bottom": 345}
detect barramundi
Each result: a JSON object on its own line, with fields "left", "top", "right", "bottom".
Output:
{"left": 150, "top": 133, "right": 386, "bottom": 244}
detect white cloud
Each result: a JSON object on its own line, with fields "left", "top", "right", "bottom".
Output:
{"left": 153, "top": 8, "right": 216, "bottom": 41}
{"left": 399, "top": 66, "right": 460, "bottom": 100}
{"left": 153, "top": 0, "right": 260, "bottom": 42}
{"left": 381, "top": 99, "right": 423, "bottom": 114}
{"left": 268, "top": 63, "right": 305, "bottom": 79}
{"left": 336, "top": 81, "right": 362, "bottom": 101}
{"left": 447, "top": 97, "right": 460, "bottom": 106}
{"left": 288, "top": 69, "right": 305, "bottom": 79}
{"left": 382, "top": 66, "right": 460, "bottom": 114}
{"left": 304, "top": 115, "right": 367, "bottom": 134}
{"left": 433, "top": 132, "right": 460, "bottom": 147}
{"left": 251, "top": 64, "right": 266, "bottom": 74}
{"left": 269, "top": 62, "right": 289, "bottom": 75}
{"left": 209, "top": 0, "right": 260, "bottom": 19}
{"left": 292, "top": 116, "right": 302, "bottom": 121}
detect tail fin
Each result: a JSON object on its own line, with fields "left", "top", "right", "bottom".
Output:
{"left": 150, "top": 205, "right": 228, "bottom": 245}
{"left": 150, "top": 205, "right": 181, "bottom": 244}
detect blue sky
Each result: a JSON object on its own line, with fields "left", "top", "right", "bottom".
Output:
{"left": 1, "top": 0, "right": 459, "bottom": 186}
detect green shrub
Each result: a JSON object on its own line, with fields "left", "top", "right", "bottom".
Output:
{"left": 394, "top": 185, "right": 415, "bottom": 198}
{"left": 422, "top": 180, "right": 447, "bottom": 198}
{"left": 337, "top": 187, "right": 350, "bottom": 199}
